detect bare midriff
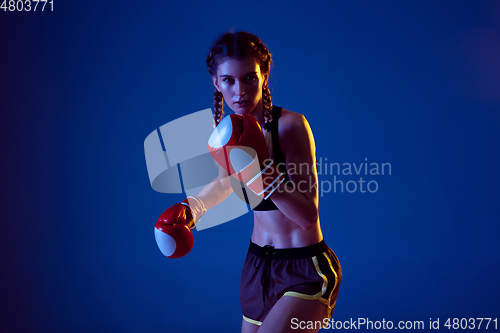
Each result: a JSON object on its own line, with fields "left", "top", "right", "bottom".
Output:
{"left": 252, "top": 209, "right": 323, "bottom": 248}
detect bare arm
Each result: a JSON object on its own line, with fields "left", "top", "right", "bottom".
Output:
{"left": 196, "top": 162, "right": 234, "bottom": 210}
{"left": 268, "top": 114, "right": 319, "bottom": 230}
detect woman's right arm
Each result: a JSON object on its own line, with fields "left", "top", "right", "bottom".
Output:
{"left": 196, "top": 163, "right": 233, "bottom": 210}
{"left": 155, "top": 162, "right": 234, "bottom": 258}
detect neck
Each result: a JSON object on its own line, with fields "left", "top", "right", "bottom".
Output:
{"left": 251, "top": 99, "right": 266, "bottom": 130}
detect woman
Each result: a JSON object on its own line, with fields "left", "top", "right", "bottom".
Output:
{"left": 155, "top": 31, "right": 342, "bottom": 332}
{"left": 206, "top": 31, "right": 342, "bottom": 333}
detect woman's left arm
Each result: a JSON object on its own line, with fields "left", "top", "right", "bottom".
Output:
{"left": 268, "top": 113, "right": 320, "bottom": 230}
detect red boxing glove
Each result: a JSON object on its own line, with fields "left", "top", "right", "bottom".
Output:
{"left": 208, "top": 114, "right": 285, "bottom": 199}
{"left": 154, "top": 196, "right": 206, "bottom": 258}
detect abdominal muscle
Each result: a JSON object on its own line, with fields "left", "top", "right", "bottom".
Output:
{"left": 251, "top": 209, "right": 323, "bottom": 248}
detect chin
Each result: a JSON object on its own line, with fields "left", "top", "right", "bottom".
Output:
{"left": 231, "top": 103, "right": 255, "bottom": 115}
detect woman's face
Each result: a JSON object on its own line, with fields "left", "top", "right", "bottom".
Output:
{"left": 213, "top": 56, "right": 267, "bottom": 116}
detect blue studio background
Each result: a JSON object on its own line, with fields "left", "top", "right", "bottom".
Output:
{"left": 1, "top": 1, "right": 499, "bottom": 332}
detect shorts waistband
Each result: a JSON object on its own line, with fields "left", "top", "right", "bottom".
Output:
{"left": 248, "top": 240, "right": 328, "bottom": 260}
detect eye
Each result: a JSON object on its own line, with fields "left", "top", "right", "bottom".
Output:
{"left": 223, "top": 78, "right": 234, "bottom": 83}
{"left": 246, "top": 76, "right": 256, "bottom": 81}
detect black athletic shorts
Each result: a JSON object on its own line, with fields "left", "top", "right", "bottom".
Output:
{"left": 240, "top": 239, "right": 342, "bottom": 326}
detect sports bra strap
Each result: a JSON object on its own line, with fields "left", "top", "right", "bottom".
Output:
{"left": 270, "top": 106, "right": 285, "bottom": 166}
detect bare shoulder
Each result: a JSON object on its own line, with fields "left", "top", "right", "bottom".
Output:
{"left": 277, "top": 108, "right": 316, "bottom": 158}
{"left": 278, "top": 108, "right": 312, "bottom": 137}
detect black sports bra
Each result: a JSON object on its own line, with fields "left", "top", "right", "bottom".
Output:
{"left": 229, "top": 105, "right": 293, "bottom": 211}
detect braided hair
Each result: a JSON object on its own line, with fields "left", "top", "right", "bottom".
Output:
{"left": 206, "top": 31, "right": 273, "bottom": 128}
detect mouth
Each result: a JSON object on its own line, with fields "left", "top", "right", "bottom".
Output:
{"left": 234, "top": 101, "right": 249, "bottom": 106}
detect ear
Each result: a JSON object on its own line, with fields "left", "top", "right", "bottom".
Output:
{"left": 212, "top": 76, "right": 221, "bottom": 92}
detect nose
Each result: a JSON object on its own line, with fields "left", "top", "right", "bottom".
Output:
{"left": 235, "top": 82, "right": 245, "bottom": 96}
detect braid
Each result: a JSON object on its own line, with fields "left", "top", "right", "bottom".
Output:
{"left": 262, "top": 80, "right": 273, "bottom": 124}
{"left": 213, "top": 90, "right": 224, "bottom": 127}
{"left": 258, "top": 41, "right": 274, "bottom": 159}
{"left": 256, "top": 41, "right": 273, "bottom": 126}
{"left": 262, "top": 80, "right": 274, "bottom": 159}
